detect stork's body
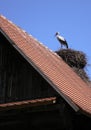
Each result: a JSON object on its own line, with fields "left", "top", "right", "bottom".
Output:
{"left": 55, "top": 32, "right": 68, "bottom": 49}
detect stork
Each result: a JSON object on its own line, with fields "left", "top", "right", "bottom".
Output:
{"left": 55, "top": 32, "right": 68, "bottom": 49}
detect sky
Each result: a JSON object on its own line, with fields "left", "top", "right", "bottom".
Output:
{"left": 0, "top": 0, "right": 91, "bottom": 79}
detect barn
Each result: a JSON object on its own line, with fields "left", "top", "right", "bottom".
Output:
{"left": 0, "top": 15, "right": 91, "bottom": 130}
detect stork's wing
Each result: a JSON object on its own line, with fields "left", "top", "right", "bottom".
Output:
{"left": 58, "top": 39, "right": 68, "bottom": 49}
{"left": 65, "top": 40, "right": 68, "bottom": 48}
{"left": 57, "top": 35, "right": 65, "bottom": 41}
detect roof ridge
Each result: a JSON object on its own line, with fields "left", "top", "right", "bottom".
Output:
{"left": 0, "top": 15, "right": 7, "bottom": 20}
{"left": 0, "top": 15, "right": 65, "bottom": 76}
{"left": 0, "top": 15, "right": 60, "bottom": 58}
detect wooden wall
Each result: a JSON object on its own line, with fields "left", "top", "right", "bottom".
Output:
{"left": 0, "top": 33, "right": 57, "bottom": 103}
{"left": 1, "top": 33, "right": 91, "bottom": 130}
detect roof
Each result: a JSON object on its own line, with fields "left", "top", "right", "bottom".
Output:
{"left": 0, "top": 15, "right": 91, "bottom": 115}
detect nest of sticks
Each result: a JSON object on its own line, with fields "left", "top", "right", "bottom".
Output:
{"left": 55, "top": 49, "right": 87, "bottom": 69}
{"left": 72, "top": 67, "right": 90, "bottom": 82}
{"left": 55, "top": 48, "right": 90, "bottom": 83}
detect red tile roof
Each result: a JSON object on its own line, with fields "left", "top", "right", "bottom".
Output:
{"left": 0, "top": 15, "right": 91, "bottom": 115}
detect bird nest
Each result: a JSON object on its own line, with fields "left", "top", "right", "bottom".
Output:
{"left": 55, "top": 48, "right": 90, "bottom": 83}
{"left": 72, "top": 67, "right": 90, "bottom": 82}
{"left": 55, "top": 49, "right": 87, "bottom": 69}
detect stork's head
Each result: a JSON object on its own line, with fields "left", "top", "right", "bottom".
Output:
{"left": 55, "top": 32, "right": 60, "bottom": 36}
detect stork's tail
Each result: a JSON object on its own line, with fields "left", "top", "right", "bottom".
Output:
{"left": 65, "top": 41, "right": 68, "bottom": 49}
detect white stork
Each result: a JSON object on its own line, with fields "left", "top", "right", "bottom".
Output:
{"left": 55, "top": 32, "right": 68, "bottom": 49}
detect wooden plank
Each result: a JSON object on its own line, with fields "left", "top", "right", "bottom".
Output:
{"left": 0, "top": 97, "right": 56, "bottom": 111}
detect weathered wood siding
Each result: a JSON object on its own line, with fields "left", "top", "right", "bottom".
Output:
{"left": 0, "top": 33, "right": 57, "bottom": 103}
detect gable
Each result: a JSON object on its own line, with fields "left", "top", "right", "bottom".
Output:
{"left": 0, "top": 28, "right": 79, "bottom": 111}
{"left": 0, "top": 15, "right": 91, "bottom": 115}
{"left": 0, "top": 31, "right": 57, "bottom": 103}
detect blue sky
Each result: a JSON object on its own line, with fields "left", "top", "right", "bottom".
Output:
{"left": 0, "top": 0, "right": 91, "bottom": 79}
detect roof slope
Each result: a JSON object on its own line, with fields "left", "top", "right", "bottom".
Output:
{"left": 0, "top": 15, "right": 91, "bottom": 115}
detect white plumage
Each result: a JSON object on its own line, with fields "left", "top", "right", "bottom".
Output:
{"left": 55, "top": 32, "right": 68, "bottom": 49}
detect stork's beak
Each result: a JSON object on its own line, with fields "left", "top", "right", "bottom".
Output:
{"left": 55, "top": 32, "right": 59, "bottom": 36}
